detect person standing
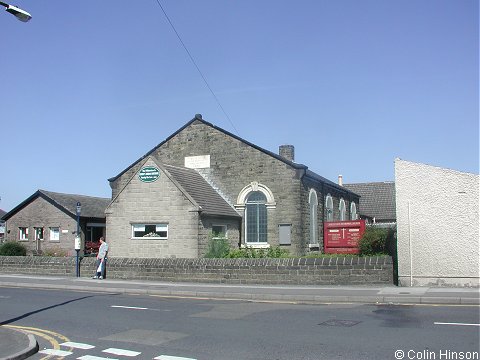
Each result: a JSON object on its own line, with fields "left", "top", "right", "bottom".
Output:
{"left": 92, "top": 237, "right": 108, "bottom": 279}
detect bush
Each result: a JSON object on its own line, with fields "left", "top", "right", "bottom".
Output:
{"left": 359, "top": 226, "right": 395, "bottom": 256}
{"left": 205, "top": 237, "right": 230, "bottom": 258}
{"left": 0, "top": 241, "right": 27, "bottom": 256}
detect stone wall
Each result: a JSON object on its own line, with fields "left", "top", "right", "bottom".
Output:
{"left": 106, "top": 158, "right": 201, "bottom": 258}
{"left": 0, "top": 256, "right": 393, "bottom": 285}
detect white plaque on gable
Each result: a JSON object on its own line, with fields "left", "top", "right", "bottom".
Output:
{"left": 185, "top": 155, "right": 210, "bottom": 169}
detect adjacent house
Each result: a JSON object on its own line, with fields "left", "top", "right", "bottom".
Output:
{"left": 1, "top": 190, "right": 110, "bottom": 255}
{"left": 395, "top": 159, "right": 479, "bottom": 287}
{"left": 343, "top": 181, "right": 396, "bottom": 226}
{"left": 106, "top": 114, "right": 360, "bottom": 258}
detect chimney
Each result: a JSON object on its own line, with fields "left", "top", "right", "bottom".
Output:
{"left": 338, "top": 174, "right": 343, "bottom": 186}
{"left": 279, "top": 145, "right": 295, "bottom": 162}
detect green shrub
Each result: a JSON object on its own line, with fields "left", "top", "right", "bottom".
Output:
{"left": 359, "top": 227, "right": 395, "bottom": 256}
{"left": 0, "top": 241, "right": 27, "bottom": 256}
{"left": 205, "top": 237, "right": 230, "bottom": 258}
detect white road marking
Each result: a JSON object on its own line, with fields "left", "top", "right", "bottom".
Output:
{"left": 111, "top": 305, "right": 148, "bottom": 310}
{"left": 434, "top": 322, "right": 480, "bottom": 327}
{"left": 154, "top": 356, "right": 197, "bottom": 360}
{"left": 78, "top": 356, "right": 118, "bottom": 360}
{"left": 103, "top": 348, "right": 141, "bottom": 356}
{"left": 61, "top": 341, "right": 95, "bottom": 349}
{"left": 39, "top": 349, "right": 73, "bottom": 356}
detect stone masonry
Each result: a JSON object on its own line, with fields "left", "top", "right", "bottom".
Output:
{"left": 0, "top": 255, "right": 394, "bottom": 285}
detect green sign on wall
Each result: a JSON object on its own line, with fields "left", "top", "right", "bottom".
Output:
{"left": 138, "top": 166, "right": 160, "bottom": 183}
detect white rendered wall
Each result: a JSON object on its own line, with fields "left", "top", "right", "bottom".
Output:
{"left": 395, "top": 159, "right": 479, "bottom": 287}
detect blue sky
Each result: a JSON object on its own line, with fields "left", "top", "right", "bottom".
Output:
{"left": 1, "top": 0, "right": 478, "bottom": 211}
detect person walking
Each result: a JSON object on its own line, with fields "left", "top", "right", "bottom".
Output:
{"left": 92, "top": 237, "right": 108, "bottom": 279}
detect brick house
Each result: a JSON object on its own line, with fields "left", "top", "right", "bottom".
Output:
{"left": 1, "top": 190, "right": 110, "bottom": 255}
{"left": 106, "top": 114, "right": 360, "bottom": 258}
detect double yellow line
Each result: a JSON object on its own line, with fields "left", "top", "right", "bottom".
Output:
{"left": 2, "top": 325, "right": 71, "bottom": 360}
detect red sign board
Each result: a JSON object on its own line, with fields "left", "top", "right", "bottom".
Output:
{"left": 324, "top": 220, "right": 366, "bottom": 254}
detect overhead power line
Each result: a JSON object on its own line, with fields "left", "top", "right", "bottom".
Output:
{"left": 154, "top": 0, "right": 239, "bottom": 135}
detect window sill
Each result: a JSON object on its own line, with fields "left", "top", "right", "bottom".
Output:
{"left": 242, "top": 243, "right": 270, "bottom": 249}
{"left": 309, "top": 243, "right": 320, "bottom": 249}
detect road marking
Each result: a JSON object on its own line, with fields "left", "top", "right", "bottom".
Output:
{"left": 39, "top": 348, "right": 73, "bottom": 356}
{"left": 78, "top": 356, "right": 118, "bottom": 360}
{"left": 3, "top": 324, "right": 72, "bottom": 360}
{"left": 111, "top": 305, "right": 149, "bottom": 310}
{"left": 154, "top": 356, "right": 197, "bottom": 360}
{"left": 103, "top": 348, "right": 141, "bottom": 356}
{"left": 60, "top": 341, "right": 95, "bottom": 349}
{"left": 434, "top": 322, "right": 480, "bottom": 327}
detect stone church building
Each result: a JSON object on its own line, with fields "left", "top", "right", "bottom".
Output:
{"left": 106, "top": 115, "right": 359, "bottom": 258}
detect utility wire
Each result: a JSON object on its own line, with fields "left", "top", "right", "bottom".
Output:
{"left": 154, "top": 0, "right": 239, "bottom": 135}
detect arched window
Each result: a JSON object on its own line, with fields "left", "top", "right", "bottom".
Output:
{"left": 350, "top": 202, "right": 357, "bottom": 220}
{"left": 309, "top": 189, "right": 318, "bottom": 244}
{"left": 325, "top": 194, "right": 333, "bottom": 221}
{"left": 246, "top": 191, "right": 267, "bottom": 243}
{"left": 339, "top": 198, "right": 346, "bottom": 221}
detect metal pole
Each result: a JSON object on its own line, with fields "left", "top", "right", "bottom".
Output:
{"left": 408, "top": 201, "right": 413, "bottom": 287}
{"left": 76, "top": 202, "right": 81, "bottom": 278}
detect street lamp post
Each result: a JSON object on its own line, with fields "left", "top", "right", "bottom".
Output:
{"left": 0, "top": 1, "right": 31, "bottom": 22}
{"left": 75, "top": 202, "right": 81, "bottom": 277}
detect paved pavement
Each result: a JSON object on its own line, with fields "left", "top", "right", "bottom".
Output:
{"left": 0, "top": 273, "right": 479, "bottom": 359}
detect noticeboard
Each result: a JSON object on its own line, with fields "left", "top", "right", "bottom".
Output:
{"left": 323, "top": 220, "right": 365, "bottom": 254}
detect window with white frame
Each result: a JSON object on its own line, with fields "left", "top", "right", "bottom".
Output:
{"left": 212, "top": 225, "right": 227, "bottom": 239}
{"left": 309, "top": 189, "right": 318, "bottom": 244}
{"left": 19, "top": 227, "right": 28, "bottom": 241}
{"left": 325, "top": 194, "right": 333, "bottom": 221}
{"left": 350, "top": 202, "right": 357, "bottom": 220}
{"left": 246, "top": 191, "right": 267, "bottom": 243}
{"left": 34, "top": 227, "right": 44, "bottom": 241}
{"left": 49, "top": 227, "right": 60, "bottom": 241}
{"left": 339, "top": 198, "right": 346, "bottom": 221}
{"left": 132, "top": 223, "right": 168, "bottom": 239}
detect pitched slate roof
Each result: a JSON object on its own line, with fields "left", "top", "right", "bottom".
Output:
{"left": 343, "top": 182, "right": 396, "bottom": 221}
{"left": 1, "top": 190, "right": 110, "bottom": 221}
{"left": 109, "top": 114, "right": 353, "bottom": 195}
{"left": 164, "top": 164, "right": 241, "bottom": 218}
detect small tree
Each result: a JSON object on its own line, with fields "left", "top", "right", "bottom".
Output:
{"left": 0, "top": 241, "right": 27, "bottom": 256}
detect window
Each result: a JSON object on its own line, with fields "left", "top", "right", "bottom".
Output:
{"left": 339, "top": 198, "right": 346, "bottom": 221}
{"left": 350, "top": 202, "right": 357, "bottom": 220}
{"left": 132, "top": 224, "right": 168, "bottom": 239}
{"left": 309, "top": 190, "right": 318, "bottom": 244}
{"left": 19, "top": 227, "right": 28, "bottom": 241}
{"left": 325, "top": 194, "right": 333, "bottom": 221}
{"left": 49, "top": 227, "right": 60, "bottom": 241}
{"left": 246, "top": 191, "right": 267, "bottom": 243}
{"left": 212, "top": 225, "right": 227, "bottom": 239}
{"left": 34, "top": 227, "right": 44, "bottom": 241}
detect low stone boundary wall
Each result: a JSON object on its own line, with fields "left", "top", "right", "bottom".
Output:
{"left": 0, "top": 256, "right": 393, "bottom": 285}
